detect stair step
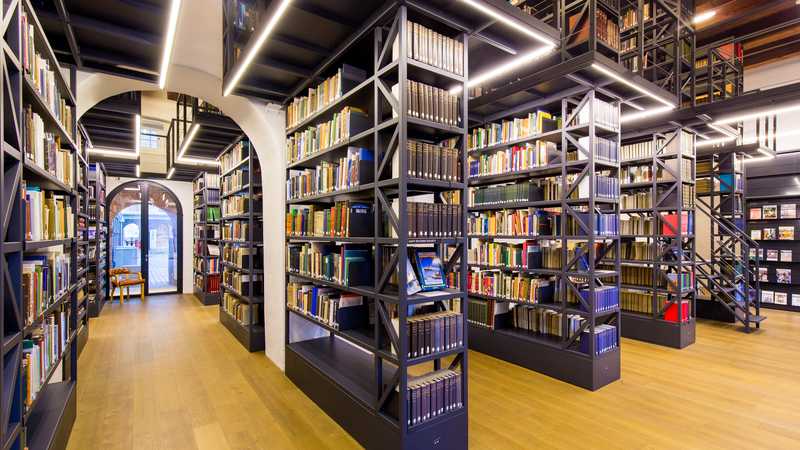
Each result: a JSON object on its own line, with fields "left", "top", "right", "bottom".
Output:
{"left": 735, "top": 312, "right": 767, "bottom": 324}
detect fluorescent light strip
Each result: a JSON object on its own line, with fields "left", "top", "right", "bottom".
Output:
{"left": 451, "top": 46, "right": 554, "bottom": 94}
{"left": 167, "top": 167, "right": 176, "bottom": 179}
{"left": 743, "top": 155, "right": 774, "bottom": 164}
{"left": 176, "top": 156, "right": 220, "bottom": 167}
{"left": 456, "top": 0, "right": 555, "bottom": 46}
{"left": 223, "top": 0, "right": 293, "bottom": 96}
{"left": 693, "top": 10, "right": 716, "bottom": 25}
{"left": 136, "top": 165, "right": 141, "bottom": 178}
{"left": 591, "top": 63, "right": 675, "bottom": 108}
{"left": 135, "top": 114, "right": 141, "bottom": 155}
{"left": 177, "top": 123, "right": 201, "bottom": 159}
{"left": 620, "top": 105, "right": 673, "bottom": 124}
{"left": 713, "top": 102, "right": 800, "bottom": 125}
{"left": 695, "top": 136, "right": 737, "bottom": 148}
{"left": 708, "top": 123, "right": 738, "bottom": 138}
{"left": 88, "top": 148, "right": 138, "bottom": 159}
{"left": 159, "top": 0, "right": 182, "bottom": 89}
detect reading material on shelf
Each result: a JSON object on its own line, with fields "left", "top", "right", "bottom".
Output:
{"left": 776, "top": 268, "right": 791, "bottom": 284}
{"left": 762, "top": 205, "right": 778, "bottom": 219}
{"left": 219, "top": 140, "right": 248, "bottom": 173}
{"left": 24, "top": 183, "right": 74, "bottom": 241}
{"left": 222, "top": 192, "right": 262, "bottom": 217}
{"left": 467, "top": 271, "right": 555, "bottom": 304}
{"left": 22, "top": 311, "right": 69, "bottom": 406}
{"left": 775, "top": 292, "right": 788, "bottom": 305}
{"left": 469, "top": 181, "right": 544, "bottom": 206}
{"left": 287, "top": 107, "right": 371, "bottom": 164}
{"left": 23, "top": 251, "right": 71, "bottom": 325}
{"left": 394, "top": 80, "right": 460, "bottom": 127}
{"left": 388, "top": 201, "right": 462, "bottom": 238}
{"left": 779, "top": 226, "right": 794, "bottom": 240}
{"left": 286, "top": 64, "right": 368, "bottom": 129}
{"left": 25, "top": 106, "right": 74, "bottom": 186}
{"left": 781, "top": 203, "right": 797, "bottom": 219}
{"left": 222, "top": 292, "right": 259, "bottom": 325}
{"left": 402, "top": 310, "right": 463, "bottom": 358}
{"left": 286, "top": 242, "right": 373, "bottom": 287}
{"left": 396, "top": 140, "right": 461, "bottom": 181}
{"left": 579, "top": 324, "right": 618, "bottom": 356}
{"left": 767, "top": 249, "right": 778, "bottom": 262}
{"left": 781, "top": 250, "right": 792, "bottom": 262}
{"left": 468, "top": 110, "right": 559, "bottom": 150}
{"left": 286, "top": 147, "right": 373, "bottom": 199}
{"left": 467, "top": 208, "right": 557, "bottom": 237}
{"left": 576, "top": 97, "right": 619, "bottom": 130}
{"left": 749, "top": 207, "right": 762, "bottom": 220}
{"left": 393, "top": 20, "right": 465, "bottom": 76}
{"left": 407, "top": 369, "right": 463, "bottom": 428}
{"left": 286, "top": 202, "right": 373, "bottom": 238}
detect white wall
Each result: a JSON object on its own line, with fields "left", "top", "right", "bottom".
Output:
{"left": 743, "top": 55, "right": 800, "bottom": 151}
{"left": 105, "top": 177, "right": 195, "bottom": 295}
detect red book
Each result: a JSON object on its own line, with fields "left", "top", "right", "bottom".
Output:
{"left": 664, "top": 300, "right": 690, "bottom": 323}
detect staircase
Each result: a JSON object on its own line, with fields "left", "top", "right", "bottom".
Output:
{"left": 694, "top": 153, "right": 765, "bottom": 332}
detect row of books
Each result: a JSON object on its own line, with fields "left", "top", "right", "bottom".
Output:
{"left": 25, "top": 107, "right": 74, "bottom": 186}
{"left": 194, "top": 173, "right": 220, "bottom": 191}
{"left": 222, "top": 220, "right": 262, "bottom": 241}
{"left": 194, "top": 206, "right": 221, "bottom": 223}
{"left": 397, "top": 80, "right": 461, "bottom": 127}
{"left": 468, "top": 240, "right": 549, "bottom": 269}
{"left": 285, "top": 64, "right": 367, "bottom": 128}
{"left": 220, "top": 140, "right": 248, "bottom": 173}
{"left": 752, "top": 248, "right": 792, "bottom": 263}
{"left": 195, "top": 189, "right": 220, "bottom": 204}
{"left": 287, "top": 282, "right": 364, "bottom": 329}
{"left": 575, "top": 137, "right": 619, "bottom": 164}
{"left": 616, "top": 241, "right": 655, "bottom": 261}
{"left": 467, "top": 271, "right": 554, "bottom": 304}
{"left": 761, "top": 291, "right": 794, "bottom": 306}
{"left": 618, "top": 265, "right": 693, "bottom": 291}
{"left": 697, "top": 174, "right": 742, "bottom": 194}
{"left": 407, "top": 369, "right": 463, "bottom": 428}
{"left": 194, "top": 273, "right": 221, "bottom": 293}
{"left": 222, "top": 194, "right": 261, "bottom": 216}
{"left": 222, "top": 293, "right": 259, "bottom": 326}
{"left": 751, "top": 226, "right": 795, "bottom": 241}
{"left": 223, "top": 245, "right": 261, "bottom": 269}
{"left": 195, "top": 223, "right": 220, "bottom": 240}
{"left": 22, "top": 11, "right": 74, "bottom": 139}
{"left": 511, "top": 306, "right": 583, "bottom": 339}
{"left": 223, "top": 270, "right": 263, "bottom": 296}
{"left": 394, "top": 20, "right": 465, "bottom": 76}
{"left": 620, "top": 289, "right": 665, "bottom": 315}
{"left": 467, "top": 142, "right": 555, "bottom": 177}
{"left": 466, "top": 298, "right": 497, "bottom": 328}
{"left": 566, "top": 212, "right": 619, "bottom": 236}
{"left": 580, "top": 324, "right": 618, "bottom": 356}
{"left": 749, "top": 204, "right": 797, "bottom": 220}
{"left": 23, "top": 252, "right": 70, "bottom": 325}
{"left": 467, "top": 111, "right": 558, "bottom": 150}
{"left": 621, "top": 214, "right": 654, "bottom": 235}
{"left": 221, "top": 169, "right": 249, "bottom": 195}
{"left": 286, "top": 243, "right": 373, "bottom": 287}
{"left": 567, "top": 286, "right": 619, "bottom": 314}
{"left": 621, "top": 4, "right": 652, "bottom": 30}
{"left": 25, "top": 184, "right": 74, "bottom": 241}
{"left": 469, "top": 181, "right": 544, "bottom": 207}
{"left": 396, "top": 202, "right": 463, "bottom": 238}
{"left": 286, "top": 202, "right": 372, "bottom": 238}
{"left": 22, "top": 311, "right": 68, "bottom": 406}
{"left": 621, "top": 191, "right": 652, "bottom": 209}
{"left": 401, "top": 311, "right": 464, "bottom": 358}
{"left": 286, "top": 148, "right": 373, "bottom": 199}
{"left": 576, "top": 97, "right": 619, "bottom": 131}
{"left": 402, "top": 141, "right": 461, "bottom": 182}
{"left": 467, "top": 208, "right": 557, "bottom": 237}
{"left": 286, "top": 107, "right": 370, "bottom": 162}
{"left": 621, "top": 159, "right": 692, "bottom": 185}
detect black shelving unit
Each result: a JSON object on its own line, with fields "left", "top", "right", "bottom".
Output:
{"left": 87, "top": 163, "right": 107, "bottom": 317}
{"left": 192, "top": 172, "right": 221, "bottom": 306}
{"left": 746, "top": 196, "right": 800, "bottom": 312}
{"left": 613, "top": 128, "right": 696, "bottom": 348}
{"left": 3, "top": 2, "right": 80, "bottom": 448}
{"left": 283, "top": 5, "right": 471, "bottom": 448}
{"left": 219, "top": 139, "right": 264, "bottom": 351}
{"left": 76, "top": 125, "right": 91, "bottom": 357}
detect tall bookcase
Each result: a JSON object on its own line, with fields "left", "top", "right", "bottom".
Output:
{"left": 87, "top": 162, "right": 107, "bottom": 316}
{"left": 192, "top": 172, "right": 221, "bottom": 306}
{"left": 219, "top": 139, "right": 264, "bottom": 351}
{"left": 76, "top": 126, "right": 91, "bottom": 357}
{"left": 613, "top": 128, "right": 696, "bottom": 348}
{"left": 284, "top": 7, "right": 469, "bottom": 448}
{"left": 464, "top": 90, "right": 622, "bottom": 390}
{"left": 2, "top": 1, "right": 80, "bottom": 448}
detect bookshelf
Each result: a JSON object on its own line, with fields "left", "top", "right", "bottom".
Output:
{"left": 192, "top": 172, "right": 222, "bottom": 306}
{"left": 611, "top": 128, "right": 696, "bottom": 348}
{"left": 76, "top": 126, "right": 91, "bottom": 357}
{"left": 284, "top": 6, "right": 469, "bottom": 448}
{"left": 747, "top": 197, "right": 800, "bottom": 312}
{"left": 88, "top": 163, "right": 107, "bottom": 317}
{"left": 2, "top": 1, "right": 80, "bottom": 449}
{"left": 464, "top": 89, "right": 622, "bottom": 390}
{"left": 219, "top": 139, "right": 264, "bottom": 351}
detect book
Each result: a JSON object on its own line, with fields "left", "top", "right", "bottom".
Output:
{"left": 758, "top": 267, "right": 768, "bottom": 282}
{"left": 405, "top": 311, "right": 463, "bottom": 358}
{"left": 781, "top": 250, "right": 792, "bottom": 262}
{"left": 775, "top": 292, "right": 788, "bottom": 305}
{"left": 761, "top": 290, "right": 774, "bottom": 304}
{"left": 392, "top": 20, "right": 465, "bottom": 76}
{"left": 776, "top": 268, "right": 791, "bottom": 284}
{"left": 763, "top": 228, "right": 776, "bottom": 240}
{"left": 781, "top": 203, "right": 797, "bottom": 219}
{"left": 763, "top": 205, "right": 778, "bottom": 219}
{"left": 749, "top": 207, "right": 762, "bottom": 220}
{"left": 779, "top": 226, "right": 794, "bottom": 240}
{"left": 750, "top": 229, "right": 762, "bottom": 240}
{"left": 407, "top": 369, "right": 463, "bottom": 427}
{"left": 406, "top": 257, "right": 422, "bottom": 295}
{"left": 414, "top": 250, "right": 447, "bottom": 291}
{"left": 767, "top": 249, "right": 779, "bottom": 261}
{"left": 286, "top": 64, "right": 368, "bottom": 129}
{"left": 792, "top": 294, "right": 800, "bottom": 306}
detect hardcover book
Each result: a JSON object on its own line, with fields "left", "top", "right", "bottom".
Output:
{"left": 792, "top": 294, "right": 800, "bottom": 306}
{"left": 767, "top": 249, "right": 779, "bottom": 261}
{"left": 763, "top": 205, "right": 778, "bottom": 219}
{"left": 781, "top": 203, "right": 797, "bottom": 219}
{"left": 751, "top": 229, "right": 762, "bottom": 240}
{"left": 758, "top": 267, "right": 768, "bottom": 282}
{"left": 763, "top": 228, "right": 776, "bottom": 240}
{"left": 414, "top": 250, "right": 446, "bottom": 291}
{"left": 775, "top": 292, "right": 788, "bottom": 305}
{"left": 781, "top": 250, "right": 793, "bottom": 262}
{"left": 779, "top": 226, "right": 794, "bottom": 240}
{"left": 776, "top": 268, "right": 791, "bottom": 284}
{"left": 749, "top": 207, "right": 762, "bottom": 220}
{"left": 762, "top": 290, "right": 774, "bottom": 304}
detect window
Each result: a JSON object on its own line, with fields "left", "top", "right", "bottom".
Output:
{"left": 141, "top": 127, "right": 161, "bottom": 149}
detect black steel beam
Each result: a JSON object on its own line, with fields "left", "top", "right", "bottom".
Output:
{"left": 291, "top": 0, "right": 359, "bottom": 28}
{"left": 68, "top": 14, "right": 160, "bottom": 47}
{"left": 273, "top": 33, "right": 330, "bottom": 56}
{"left": 256, "top": 57, "right": 316, "bottom": 79}
{"left": 53, "top": 0, "right": 82, "bottom": 68}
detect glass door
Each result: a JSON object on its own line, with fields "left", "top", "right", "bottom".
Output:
{"left": 109, "top": 181, "right": 182, "bottom": 296}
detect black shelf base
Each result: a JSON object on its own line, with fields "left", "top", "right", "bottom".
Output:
{"left": 25, "top": 381, "right": 76, "bottom": 450}
{"left": 219, "top": 309, "right": 264, "bottom": 352}
{"left": 621, "top": 314, "right": 695, "bottom": 349}
{"left": 77, "top": 325, "right": 89, "bottom": 358}
{"left": 468, "top": 324, "right": 619, "bottom": 391}
{"left": 88, "top": 297, "right": 105, "bottom": 318}
{"left": 286, "top": 339, "right": 467, "bottom": 450}
{"left": 193, "top": 289, "right": 220, "bottom": 306}
{"left": 696, "top": 299, "right": 736, "bottom": 323}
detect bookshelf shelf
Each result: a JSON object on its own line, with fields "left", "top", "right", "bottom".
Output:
{"left": 218, "top": 139, "right": 264, "bottom": 352}
{"left": 88, "top": 163, "right": 107, "bottom": 318}
{"left": 193, "top": 172, "right": 221, "bottom": 306}
{"left": 3, "top": 2, "right": 81, "bottom": 448}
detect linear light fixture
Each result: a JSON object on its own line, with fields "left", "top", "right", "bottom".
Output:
{"left": 135, "top": 114, "right": 141, "bottom": 154}
{"left": 693, "top": 10, "right": 716, "bottom": 25}
{"left": 223, "top": 0, "right": 293, "bottom": 96}
{"left": 450, "top": 46, "right": 554, "bottom": 94}
{"left": 713, "top": 102, "right": 800, "bottom": 125}
{"left": 159, "top": 0, "right": 182, "bottom": 89}
{"left": 88, "top": 148, "right": 138, "bottom": 159}
{"left": 456, "top": 0, "right": 556, "bottom": 46}
{"left": 620, "top": 105, "right": 673, "bottom": 123}
{"left": 177, "top": 123, "right": 200, "bottom": 159}
{"left": 177, "top": 156, "right": 220, "bottom": 167}
{"left": 591, "top": 63, "right": 675, "bottom": 108}
{"left": 136, "top": 165, "right": 141, "bottom": 178}
{"left": 695, "top": 136, "right": 737, "bottom": 148}
{"left": 167, "top": 167, "right": 176, "bottom": 179}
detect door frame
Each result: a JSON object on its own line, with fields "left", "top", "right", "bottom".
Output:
{"left": 106, "top": 180, "right": 183, "bottom": 295}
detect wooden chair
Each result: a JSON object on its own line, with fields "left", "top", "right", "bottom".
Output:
{"left": 109, "top": 268, "right": 129, "bottom": 303}
{"left": 118, "top": 272, "right": 146, "bottom": 303}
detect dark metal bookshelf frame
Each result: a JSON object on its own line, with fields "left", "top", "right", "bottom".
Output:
{"left": 615, "top": 128, "right": 697, "bottom": 348}
{"left": 219, "top": 140, "right": 264, "bottom": 351}
{"left": 2, "top": 2, "right": 81, "bottom": 448}
{"left": 284, "top": 5, "right": 470, "bottom": 448}
{"left": 76, "top": 125, "right": 91, "bottom": 358}
{"left": 192, "top": 173, "right": 221, "bottom": 306}
{"left": 87, "top": 163, "right": 107, "bottom": 318}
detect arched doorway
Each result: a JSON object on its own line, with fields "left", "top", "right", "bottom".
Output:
{"left": 107, "top": 180, "right": 183, "bottom": 295}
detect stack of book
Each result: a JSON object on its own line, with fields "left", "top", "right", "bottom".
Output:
{"left": 402, "top": 141, "right": 461, "bottom": 181}
{"left": 468, "top": 141, "right": 555, "bottom": 177}
{"left": 467, "top": 271, "right": 555, "bottom": 304}
{"left": 222, "top": 293, "right": 258, "bottom": 325}
{"left": 394, "top": 21, "right": 465, "bottom": 76}
{"left": 286, "top": 106, "right": 370, "bottom": 160}
{"left": 397, "top": 81, "right": 460, "bottom": 127}
{"left": 467, "top": 110, "right": 558, "bottom": 149}
{"left": 579, "top": 324, "right": 618, "bottom": 356}
{"left": 287, "top": 282, "right": 365, "bottom": 329}
{"left": 22, "top": 311, "right": 68, "bottom": 405}
{"left": 467, "top": 208, "right": 557, "bottom": 237}
{"left": 286, "top": 202, "right": 373, "bottom": 238}
{"left": 407, "top": 369, "right": 463, "bottom": 428}
{"left": 24, "top": 184, "right": 74, "bottom": 241}
{"left": 285, "top": 65, "right": 368, "bottom": 129}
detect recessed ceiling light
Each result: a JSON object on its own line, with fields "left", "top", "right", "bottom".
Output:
{"left": 177, "top": 123, "right": 201, "bottom": 159}
{"left": 159, "top": 0, "right": 182, "bottom": 89}
{"left": 223, "top": 0, "right": 293, "bottom": 96}
{"left": 693, "top": 10, "right": 716, "bottom": 25}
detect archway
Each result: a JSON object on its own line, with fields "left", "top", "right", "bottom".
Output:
{"left": 107, "top": 180, "right": 183, "bottom": 296}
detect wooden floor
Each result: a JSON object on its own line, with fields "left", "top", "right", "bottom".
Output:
{"left": 68, "top": 295, "right": 800, "bottom": 449}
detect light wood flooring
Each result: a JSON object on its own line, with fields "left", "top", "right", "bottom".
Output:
{"left": 68, "top": 295, "right": 800, "bottom": 449}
